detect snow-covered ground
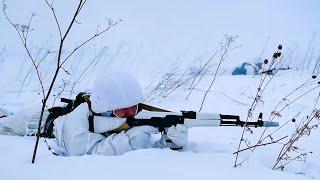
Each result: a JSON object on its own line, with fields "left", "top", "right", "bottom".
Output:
{"left": 1, "top": 0, "right": 320, "bottom": 179}
{"left": 1, "top": 71, "right": 319, "bottom": 180}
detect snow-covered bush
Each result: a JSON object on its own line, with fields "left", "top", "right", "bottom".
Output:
{"left": 232, "top": 62, "right": 262, "bottom": 75}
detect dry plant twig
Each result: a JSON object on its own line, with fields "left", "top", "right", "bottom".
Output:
{"left": 234, "top": 45, "right": 283, "bottom": 167}
{"left": 199, "top": 35, "right": 239, "bottom": 112}
{"left": 2, "top": 0, "right": 120, "bottom": 163}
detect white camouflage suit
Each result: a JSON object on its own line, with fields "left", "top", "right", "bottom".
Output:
{"left": 51, "top": 72, "right": 188, "bottom": 156}
{"left": 0, "top": 72, "right": 188, "bottom": 156}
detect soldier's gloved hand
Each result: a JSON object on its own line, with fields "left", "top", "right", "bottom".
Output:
{"left": 126, "top": 125, "right": 158, "bottom": 137}
{"left": 166, "top": 124, "right": 188, "bottom": 147}
{"left": 125, "top": 126, "right": 158, "bottom": 150}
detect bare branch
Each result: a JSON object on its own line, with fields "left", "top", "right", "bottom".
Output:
{"left": 273, "top": 110, "right": 319, "bottom": 170}
{"left": 233, "top": 136, "right": 288, "bottom": 154}
{"left": 186, "top": 49, "right": 220, "bottom": 99}
{"left": 25, "top": 13, "right": 36, "bottom": 41}
{"left": 44, "top": 0, "right": 62, "bottom": 39}
{"left": 62, "top": 0, "right": 85, "bottom": 42}
{"left": 199, "top": 35, "right": 238, "bottom": 112}
{"left": 52, "top": 79, "right": 67, "bottom": 107}
{"left": 32, "top": 0, "right": 88, "bottom": 163}
{"left": 257, "top": 83, "right": 320, "bottom": 144}
{"left": 234, "top": 44, "right": 283, "bottom": 167}
{"left": 60, "top": 19, "right": 122, "bottom": 67}
{"left": 3, "top": 2, "right": 45, "bottom": 99}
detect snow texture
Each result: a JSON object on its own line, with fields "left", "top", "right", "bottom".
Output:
{"left": 0, "top": 0, "right": 320, "bottom": 179}
{"left": 1, "top": 71, "right": 320, "bottom": 179}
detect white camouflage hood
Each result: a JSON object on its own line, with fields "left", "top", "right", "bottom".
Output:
{"left": 91, "top": 72, "right": 144, "bottom": 113}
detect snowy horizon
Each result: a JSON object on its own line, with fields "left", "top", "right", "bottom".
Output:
{"left": 0, "top": 1, "right": 320, "bottom": 180}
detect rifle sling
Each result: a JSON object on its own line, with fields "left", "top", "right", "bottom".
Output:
{"left": 138, "top": 103, "right": 171, "bottom": 112}
{"left": 88, "top": 115, "right": 95, "bottom": 132}
{"left": 83, "top": 95, "right": 100, "bottom": 133}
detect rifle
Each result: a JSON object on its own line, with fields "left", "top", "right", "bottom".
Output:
{"left": 121, "top": 111, "right": 279, "bottom": 132}
{"left": 42, "top": 94, "right": 279, "bottom": 137}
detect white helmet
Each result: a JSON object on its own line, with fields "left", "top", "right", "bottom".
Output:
{"left": 91, "top": 72, "right": 144, "bottom": 113}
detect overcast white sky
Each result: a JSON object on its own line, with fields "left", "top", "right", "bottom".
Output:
{"left": 0, "top": 0, "right": 319, "bottom": 76}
